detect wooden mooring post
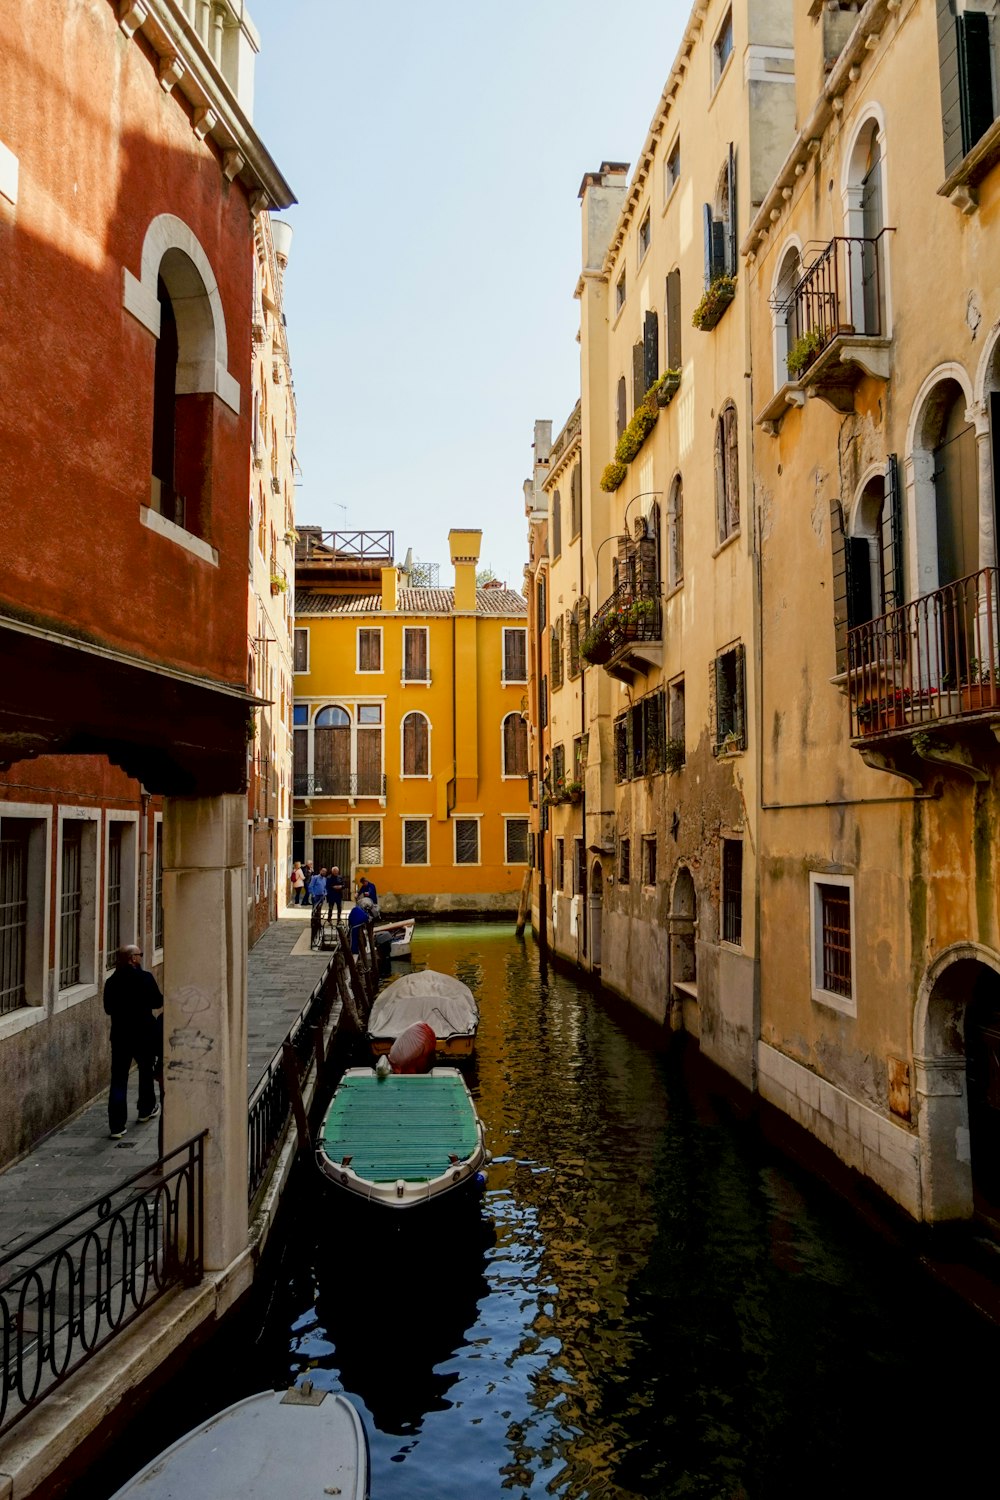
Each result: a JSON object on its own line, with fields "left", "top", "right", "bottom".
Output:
{"left": 515, "top": 870, "right": 531, "bottom": 937}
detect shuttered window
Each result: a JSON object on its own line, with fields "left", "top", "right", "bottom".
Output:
{"left": 570, "top": 464, "right": 582, "bottom": 539}
{"left": 402, "top": 712, "right": 429, "bottom": 776}
{"left": 632, "top": 341, "right": 645, "bottom": 413}
{"left": 106, "top": 822, "right": 123, "bottom": 962}
{"left": 503, "top": 714, "right": 528, "bottom": 777}
{"left": 357, "top": 628, "right": 381, "bottom": 672}
{"left": 666, "top": 269, "right": 682, "bottom": 371}
{"left": 503, "top": 627, "right": 527, "bottom": 683}
{"left": 293, "top": 629, "right": 309, "bottom": 673}
{"left": 703, "top": 144, "right": 738, "bottom": 284}
{"left": 568, "top": 609, "right": 581, "bottom": 679}
{"left": 454, "top": 819, "right": 479, "bottom": 865}
{"left": 643, "top": 309, "right": 659, "bottom": 393}
{"left": 60, "top": 824, "right": 82, "bottom": 991}
{"left": 616, "top": 376, "right": 627, "bottom": 440}
{"left": 402, "top": 627, "right": 429, "bottom": 682}
{"left": 619, "top": 837, "right": 631, "bottom": 885}
{"left": 552, "top": 490, "right": 562, "bottom": 560}
{"left": 552, "top": 744, "right": 566, "bottom": 786}
{"left": 550, "top": 619, "right": 564, "bottom": 691}
{"left": 403, "top": 819, "right": 428, "bottom": 865}
{"left": 939, "top": 4, "right": 995, "bottom": 176}
{"left": 714, "top": 645, "right": 746, "bottom": 751}
{"left": 715, "top": 404, "right": 739, "bottom": 542}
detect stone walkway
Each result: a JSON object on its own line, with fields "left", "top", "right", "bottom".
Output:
{"left": 0, "top": 910, "right": 332, "bottom": 1271}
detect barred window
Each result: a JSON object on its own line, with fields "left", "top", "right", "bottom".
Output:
{"left": 810, "top": 874, "right": 855, "bottom": 1014}
{"left": 358, "top": 819, "right": 382, "bottom": 866}
{"left": 154, "top": 818, "right": 164, "bottom": 952}
{"left": 0, "top": 825, "right": 30, "bottom": 1014}
{"left": 403, "top": 819, "right": 429, "bottom": 864}
{"left": 106, "top": 822, "right": 123, "bottom": 962}
{"left": 60, "top": 824, "right": 83, "bottom": 990}
{"left": 722, "top": 838, "right": 743, "bottom": 946}
{"left": 619, "top": 837, "right": 631, "bottom": 885}
{"left": 506, "top": 819, "right": 529, "bottom": 864}
{"left": 455, "top": 819, "right": 480, "bottom": 865}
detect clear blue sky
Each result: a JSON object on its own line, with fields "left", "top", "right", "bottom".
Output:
{"left": 249, "top": 1, "right": 688, "bottom": 588}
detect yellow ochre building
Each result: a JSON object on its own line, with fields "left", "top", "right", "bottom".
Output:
{"left": 292, "top": 527, "right": 530, "bottom": 913}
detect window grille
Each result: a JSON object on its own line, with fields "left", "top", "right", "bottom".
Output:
{"left": 619, "top": 837, "right": 631, "bottom": 885}
{"left": 106, "top": 823, "right": 123, "bottom": 961}
{"left": 455, "top": 819, "right": 479, "bottom": 865}
{"left": 722, "top": 839, "right": 743, "bottom": 945}
{"left": 0, "top": 826, "right": 30, "bottom": 1014}
{"left": 715, "top": 404, "right": 740, "bottom": 542}
{"left": 820, "top": 884, "right": 852, "bottom": 996}
{"left": 403, "top": 820, "right": 428, "bottom": 864}
{"left": 60, "top": 824, "right": 83, "bottom": 990}
{"left": 358, "top": 820, "right": 382, "bottom": 866}
{"left": 506, "top": 820, "right": 529, "bottom": 864}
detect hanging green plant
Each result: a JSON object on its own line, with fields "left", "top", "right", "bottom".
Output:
{"left": 600, "top": 460, "right": 628, "bottom": 493}
{"left": 692, "top": 275, "right": 736, "bottom": 331}
{"left": 650, "top": 368, "right": 682, "bottom": 407}
{"left": 786, "top": 329, "right": 823, "bottom": 380}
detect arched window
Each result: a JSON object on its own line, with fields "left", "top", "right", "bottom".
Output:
{"left": 715, "top": 404, "right": 739, "bottom": 543}
{"left": 616, "top": 376, "right": 627, "bottom": 440}
{"left": 773, "top": 242, "right": 802, "bottom": 385}
{"left": 503, "top": 713, "right": 528, "bottom": 777}
{"left": 844, "top": 114, "right": 887, "bottom": 337}
{"left": 314, "top": 705, "right": 351, "bottom": 795}
{"left": 667, "top": 475, "right": 684, "bottom": 589}
{"left": 401, "top": 711, "right": 430, "bottom": 776}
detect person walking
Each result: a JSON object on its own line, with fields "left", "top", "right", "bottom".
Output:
{"left": 308, "top": 866, "right": 327, "bottom": 907}
{"left": 103, "top": 944, "right": 162, "bottom": 1140}
{"left": 290, "top": 861, "right": 305, "bottom": 906}
{"left": 326, "top": 865, "right": 346, "bottom": 924}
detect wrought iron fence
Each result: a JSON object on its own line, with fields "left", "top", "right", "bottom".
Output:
{"left": 783, "top": 231, "right": 892, "bottom": 372}
{"left": 0, "top": 1133, "right": 205, "bottom": 1435}
{"left": 847, "top": 566, "right": 1000, "bottom": 736}
{"left": 247, "top": 947, "right": 338, "bottom": 1205}
{"left": 293, "top": 773, "right": 387, "bottom": 798}
{"left": 582, "top": 582, "right": 661, "bottom": 666}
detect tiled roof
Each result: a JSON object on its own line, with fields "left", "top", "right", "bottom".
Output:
{"left": 295, "top": 587, "right": 527, "bottom": 618}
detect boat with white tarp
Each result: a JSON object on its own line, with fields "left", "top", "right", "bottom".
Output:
{"left": 367, "top": 968, "right": 479, "bottom": 1060}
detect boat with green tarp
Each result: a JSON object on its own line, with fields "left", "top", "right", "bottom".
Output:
{"left": 316, "top": 1067, "right": 488, "bottom": 1210}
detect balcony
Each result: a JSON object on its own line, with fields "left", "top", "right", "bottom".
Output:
{"left": 847, "top": 568, "right": 1000, "bottom": 782}
{"left": 581, "top": 582, "right": 662, "bottom": 683}
{"left": 759, "top": 232, "right": 892, "bottom": 430}
{"left": 293, "top": 772, "right": 387, "bottom": 799}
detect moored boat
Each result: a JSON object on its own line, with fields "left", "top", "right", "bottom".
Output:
{"left": 316, "top": 1066, "right": 487, "bottom": 1209}
{"left": 372, "top": 915, "right": 415, "bottom": 958}
{"left": 109, "top": 1385, "right": 368, "bottom": 1500}
{"left": 367, "top": 969, "right": 479, "bottom": 1059}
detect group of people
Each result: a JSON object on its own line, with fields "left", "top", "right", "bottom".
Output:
{"left": 291, "top": 861, "right": 381, "bottom": 955}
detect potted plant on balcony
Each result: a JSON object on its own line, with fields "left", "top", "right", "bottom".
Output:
{"left": 961, "top": 660, "right": 1000, "bottom": 712}
{"left": 785, "top": 329, "right": 823, "bottom": 381}
{"left": 692, "top": 275, "right": 736, "bottom": 332}
{"left": 564, "top": 779, "right": 583, "bottom": 804}
{"left": 663, "top": 737, "right": 685, "bottom": 773}
{"left": 626, "top": 596, "right": 657, "bottom": 638}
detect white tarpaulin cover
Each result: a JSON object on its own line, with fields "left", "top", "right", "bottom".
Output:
{"left": 368, "top": 969, "right": 479, "bottom": 1041}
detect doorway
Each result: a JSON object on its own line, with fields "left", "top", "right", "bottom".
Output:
{"left": 589, "top": 861, "right": 603, "bottom": 969}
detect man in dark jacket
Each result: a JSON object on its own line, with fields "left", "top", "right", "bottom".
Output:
{"left": 103, "top": 945, "right": 162, "bottom": 1140}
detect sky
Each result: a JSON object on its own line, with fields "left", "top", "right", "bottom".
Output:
{"left": 249, "top": 1, "right": 689, "bottom": 589}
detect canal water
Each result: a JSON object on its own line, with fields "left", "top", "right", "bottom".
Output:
{"left": 89, "top": 923, "right": 999, "bottom": 1499}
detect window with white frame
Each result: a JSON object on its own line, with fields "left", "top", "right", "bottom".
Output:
{"left": 401, "top": 711, "right": 430, "bottom": 776}
{"left": 0, "top": 811, "right": 48, "bottom": 1018}
{"left": 403, "top": 819, "right": 429, "bottom": 864}
{"left": 105, "top": 815, "right": 138, "bottom": 968}
{"left": 810, "top": 872, "right": 856, "bottom": 1015}
{"left": 402, "top": 626, "right": 430, "bottom": 683}
{"left": 293, "top": 628, "right": 309, "bottom": 673}
{"left": 357, "top": 628, "right": 382, "bottom": 673}
{"left": 505, "top": 819, "right": 529, "bottom": 865}
{"left": 57, "top": 811, "right": 99, "bottom": 997}
{"left": 615, "top": 269, "right": 627, "bottom": 313}
{"left": 358, "top": 819, "right": 382, "bottom": 866}
{"left": 502, "top": 627, "right": 527, "bottom": 684}
{"left": 714, "top": 403, "right": 740, "bottom": 543}
{"left": 454, "top": 819, "right": 480, "bottom": 865}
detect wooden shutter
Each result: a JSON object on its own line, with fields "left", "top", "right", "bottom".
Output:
{"left": 726, "top": 143, "right": 738, "bottom": 276}
{"left": 537, "top": 577, "right": 546, "bottom": 629}
{"left": 570, "top": 464, "right": 582, "bottom": 538}
{"left": 616, "top": 376, "right": 627, "bottom": 439}
{"left": 356, "top": 727, "right": 382, "bottom": 795}
{"left": 939, "top": 0, "right": 965, "bottom": 176}
{"left": 958, "top": 11, "right": 994, "bottom": 160}
{"left": 404, "top": 627, "right": 427, "bottom": 681}
{"left": 643, "top": 309, "right": 659, "bottom": 392}
{"left": 881, "top": 454, "right": 903, "bottom": 612}
{"left": 552, "top": 490, "right": 562, "bottom": 558}
{"left": 403, "top": 713, "right": 427, "bottom": 776}
{"left": 831, "top": 499, "right": 850, "bottom": 674}
{"left": 734, "top": 644, "right": 747, "bottom": 748}
{"left": 703, "top": 203, "right": 715, "bottom": 286}
{"left": 666, "top": 269, "right": 682, "bottom": 370}
{"left": 358, "top": 629, "right": 380, "bottom": 671}
{"left": 505, "top": 627, "right": 526, "bottom": 682}
{"left": 632, "top": 342, "right": 645, "bottom": 412}
{"left": 568, "top": 609, "right": 580, "bottom": 678}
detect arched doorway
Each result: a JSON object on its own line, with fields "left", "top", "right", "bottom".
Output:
{"left": 669, "top": 867, "right": 698, "bottom": 1033}
{"left": 589, "top": 861, "right": 603, "bottom": 969}
{"left": 915, "top": 948, "right": 1000, "bottom": 1224}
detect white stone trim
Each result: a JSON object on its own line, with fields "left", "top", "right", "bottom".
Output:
{"left": 54, "top": 806, "right": 101, "bottom": 1014}
{"left": 399, "top": 710, "right": 432, "bottom": 779}
{"left": 0, "top": 802, "right": 51, "bottom": 1035}
{"left": 809, "top": 871, "right": 856, "bottom": 1017}
{"left": 400, "top": 816, "right": 431, "bottom": 865}
{"left": 759, "top": 1042, "right": 921, "bottom": 1217}
{"left": 0, "top": 138, "right": 19, "bottom": 206}
{"left": 744, "top": 44, "right": 795, "bottom": 84}
{"left": 140, "top": 505, "right": 220, "bottom": 566}
{"left": 122, "top": 213, "right": 240, "bottom": 415}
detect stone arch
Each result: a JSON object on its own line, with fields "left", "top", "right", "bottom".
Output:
{"left": 123, "top": 212, "right": 240, "bottom": 413}
{"left": 589, "top": 859, "right": 603, "bottom": 969}
{"left": 913, "top": 942, "right": 1000, "bottom": 1221}
{"left": 770, "top": 235, "right": 802, "bottom": 387}
{"left": 841, "top": 107, "right": 890, "bottom": 337}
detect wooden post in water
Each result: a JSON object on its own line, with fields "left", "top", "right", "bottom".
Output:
{"left": 342, "top": 939, "right": 370, "bottom": 1025}
{"left": 515, "top": 870, "right": 531, "bottom": 937}
{"left": 281, "top": 1040, "right": 310, "bottom": 1153}
{"left": 334, "top": 951, "right": 363, "bottom": 1033}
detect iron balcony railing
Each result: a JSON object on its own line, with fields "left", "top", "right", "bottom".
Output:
{"left": 297, "top": 530, "right": 394, "bottom": 562}
{"left": 783, "top": 231, "right": 893, "bottom": 374}
{"left": 581, "top": 582, "right": 661, "bottom": 666}
{"left": 0, "top": 1133, "right": 205, "bottom": 1435}
{"left": 293, "top": 772, "right": 387, "bottom": 798}
{"left": 847, "top": 567, "right": 1000, "bottom": 736}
